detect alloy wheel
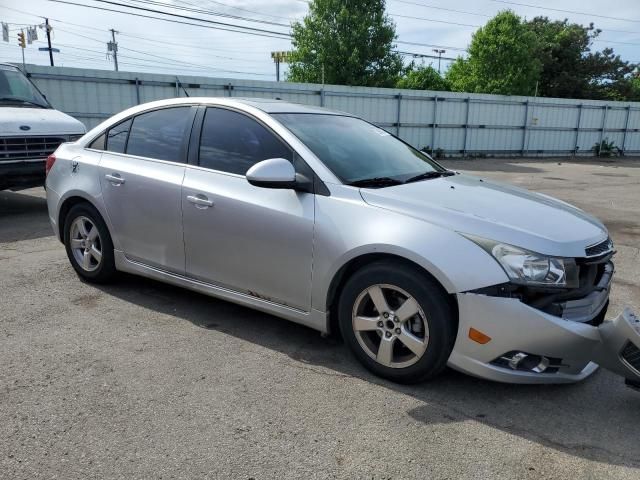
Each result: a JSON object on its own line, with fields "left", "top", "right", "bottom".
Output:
{"left": 352, "top": 284, "right": 429, "bottom": 369}
{"left": 69, "top": 216, "right": 103, "bottom": 272}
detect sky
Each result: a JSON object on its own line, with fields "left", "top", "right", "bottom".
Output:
{"left": 0, "top": 0, "right": 638, "bottom": 82}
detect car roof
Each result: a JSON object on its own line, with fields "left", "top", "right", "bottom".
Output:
{"left": 224, "top": 98, "right": 348, "bottom": 115}
{"left": 147, "top": 97, "right": 349, "bottom": 116}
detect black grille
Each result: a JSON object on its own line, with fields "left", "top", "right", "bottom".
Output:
{"left": 0, "top": 136, "right": 66, "bottom": 162}
{"left": 585, "top": 237, "right": 613, "bottom": 257}
{"left": 621, "top": 342, "right": 640, "bottom": 373}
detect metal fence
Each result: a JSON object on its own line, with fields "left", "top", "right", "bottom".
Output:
{"left": 24, "top": 64, "right": 640, "bottom": 157}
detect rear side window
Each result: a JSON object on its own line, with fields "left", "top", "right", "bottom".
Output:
{"left": 106, "top": 119, "right": 132, "bottom": 154}
{"left": 199, "top": 107, "right": 292, "bottom": 175}
{"left": 126, "top": 107, "right": 192, "bottom": 163}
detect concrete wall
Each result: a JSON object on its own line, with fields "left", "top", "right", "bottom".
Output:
{"left": 24, "top": 64, "right": 640, "bottom": 157}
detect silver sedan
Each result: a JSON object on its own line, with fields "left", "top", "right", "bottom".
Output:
{"left": 45, "top": 98, "right": 640, "bottom": 387}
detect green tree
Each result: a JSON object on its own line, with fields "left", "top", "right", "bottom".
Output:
{"left": 396, "top": 63, "right": 450, "bottom": 91}
{"left": 445, "top": 10, "right": 542, "bottom": 95}
{"left": 629, "top": 75, "right": 640, "bottom": 101}
{"left": 526, "top": 17, "right": 637, "bottom": 100}
{"left": 287, "top": 0, "right": 403, "bottom": 87}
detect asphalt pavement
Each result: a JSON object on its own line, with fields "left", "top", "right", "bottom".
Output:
{"left": 1, "top": 157, "right": 639, "bottom": 479}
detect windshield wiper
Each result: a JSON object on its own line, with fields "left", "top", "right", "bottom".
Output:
{"left": 404, "top": 170, "right": 455, "bottom": 184}
{"left": 0, "top": 97, "right": 48, "bottom": 108}
{"left": 347, "top": 177, "right": 404, "bottom": 188}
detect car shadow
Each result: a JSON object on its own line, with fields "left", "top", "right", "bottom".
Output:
{"left": 93, "top": 272, "right": 640, "bottom": 469}
{"left": 0, "top": 189, "right": 53, "bottom": 243}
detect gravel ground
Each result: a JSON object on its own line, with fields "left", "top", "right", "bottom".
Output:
{"left": 1, "top": 158, "right": 639, "bottom": 479}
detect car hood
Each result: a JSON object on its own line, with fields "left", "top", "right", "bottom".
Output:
{"left": 359, "top": 173, "right": 608, "bottom": 257}
{"left": 0, "top": 107, "right": 85, "bottom": 136}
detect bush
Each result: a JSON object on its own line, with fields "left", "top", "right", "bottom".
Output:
{"left": 592, "top": 138, "right": 621, "bottom": 157}
{"left": 421, "top": 146, "right": 444, "bottom": 159}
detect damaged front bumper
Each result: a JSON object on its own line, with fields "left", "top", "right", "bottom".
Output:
{"left": 448, "top": 290, "right": 640, "bottom": 386}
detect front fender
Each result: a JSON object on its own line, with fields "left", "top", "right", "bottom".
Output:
{"left": 311, "top": 187, "right": 509, "bottom": 313}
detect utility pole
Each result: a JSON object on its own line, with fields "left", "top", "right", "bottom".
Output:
{"left": 108, "top": 29, "right": 119, "bottom": 71}
{"left": 45, "top": 18, "right": 54, "bottom": 66}
{"left": 432, "top": 49, "right": 445, "bottom": 74}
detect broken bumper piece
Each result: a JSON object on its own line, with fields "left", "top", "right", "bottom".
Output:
{"left": 449, "top": 292, "right": 640, "bottom": 386}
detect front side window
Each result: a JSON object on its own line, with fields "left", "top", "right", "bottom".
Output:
{"left": 273, "top": 114, "right": 445, "bottom": 184}
{"left": 199, "top": 107, "right": 292, "bottom": 175}
{"left": 106, "top": 119, "right": 132, "bottom": 154}
{"left": 126, "top": 107, "right": 192, "bottom": 163}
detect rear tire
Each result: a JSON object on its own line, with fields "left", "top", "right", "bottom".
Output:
{"left": 338, "top": 260, "right": 456, "bottom": 384}
{"left": 63, "top": 203, "right": 116, "bottom": 283}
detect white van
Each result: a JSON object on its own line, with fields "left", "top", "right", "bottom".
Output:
{"left": 0, "top": 63, "right": 85, "bottom": 191}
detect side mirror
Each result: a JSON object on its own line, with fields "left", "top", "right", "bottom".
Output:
{"left": 246, "top": 158, "right": 297, "bottom": 189}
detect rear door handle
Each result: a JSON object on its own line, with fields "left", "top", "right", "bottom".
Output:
{"left": 105, "top": 173, "right": 125, "bottom": 185}
{"left": 187, "top": 194, "right": 214, "bottom": 208}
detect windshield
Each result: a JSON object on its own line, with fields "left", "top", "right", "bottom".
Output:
{"left": 273, "top": 113, "right": 445, "bottom": 185}
{"left": 0, "top": 66, "right": 50, "bottom": 108}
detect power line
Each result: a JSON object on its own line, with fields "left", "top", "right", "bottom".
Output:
{"left": 43, "top": 2, "right": 470, "bottom": 60}
{"left": 190, "top": 0, "right": 295, "bottom": 21}
{"left": 390, "top": 0, "right": 640, "bottom": 35}
{"left": 46, "top": 0, "right": 291, "bottom": 40}
{"left": 116, "top": 0, "right": 290, "bottom": 27}
{"left": 397, "top": 51, "right": 457, "bottom": 61}
{"left": 55, "top": 26, "right": 269, "bottom": 63}
{"left": 116, "top": 32, "right": 269, "bottom": 57}
{"left": 491, "top": 0, "right": 640, "bottom": 24}
{"left": 395, "top": 40, "right": 467, "bottom": 53}
{"left": 390, "top": 0, "right": 491, "bottom": 18}
{"left": 52, "top": 0, "right": 291, "bottom": 37}
{"left": 390, "top": 13, "right": 480, "bottom": 28}
{"left": 53, "top": 42, "right": 274, "bottom": 76}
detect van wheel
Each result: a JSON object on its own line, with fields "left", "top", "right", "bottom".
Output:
{"left": 63, "top": 203, "right": 116, "bottom": 283}
{"left": 338, "top": 261, "right": 455, "bottom": 384}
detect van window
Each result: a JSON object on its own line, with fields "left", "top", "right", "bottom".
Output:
{"left": 0, "top": 65, "right": 49, "bottom": 108}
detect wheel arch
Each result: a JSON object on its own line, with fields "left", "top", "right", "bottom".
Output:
{"left": 57, "top": 194, "right": 109, "bottom": 243}
{"left": 325, "top": 252, "right": 459, "bottom": 337}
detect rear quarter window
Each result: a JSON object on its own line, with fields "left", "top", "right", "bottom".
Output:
{"left": 88, "top": 133, "right": 106, "bottom": 150}
{"left": 106, "top": 119, "right": 132, "bottom": 154}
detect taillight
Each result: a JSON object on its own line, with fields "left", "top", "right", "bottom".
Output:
{"left": 45, "top": 154, "right": 56, "bottom": 176}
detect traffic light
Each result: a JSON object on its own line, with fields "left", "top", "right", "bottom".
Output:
{"left": 17, "top": 31, "right": 25, "bottom": 49}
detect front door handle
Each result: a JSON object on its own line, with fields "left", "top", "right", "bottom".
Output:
{"left": 105, "top": 173, "right": 125, "bottom": 185}
{"left": 187, "top": 194, "right": 214, "bottom": 208}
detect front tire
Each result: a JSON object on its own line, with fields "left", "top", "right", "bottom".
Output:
{"left": 338, "top": 261, "right": 456, "bottom": 384}
{"left": 63, "top": 203, "right": 116, "bottom": 283}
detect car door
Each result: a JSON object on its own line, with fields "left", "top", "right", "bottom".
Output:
{"left": 98, "top": 106, "right": 196, "bottom": 274}
{"left": 182, "top": 106, "right": 314, "bottom": 312}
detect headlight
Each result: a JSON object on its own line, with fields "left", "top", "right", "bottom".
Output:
{"left": 68, "top": 134, "right": 84, "bottom": 142}
{"left": 465, "top": 235, "right": 578, "bottom": 288}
